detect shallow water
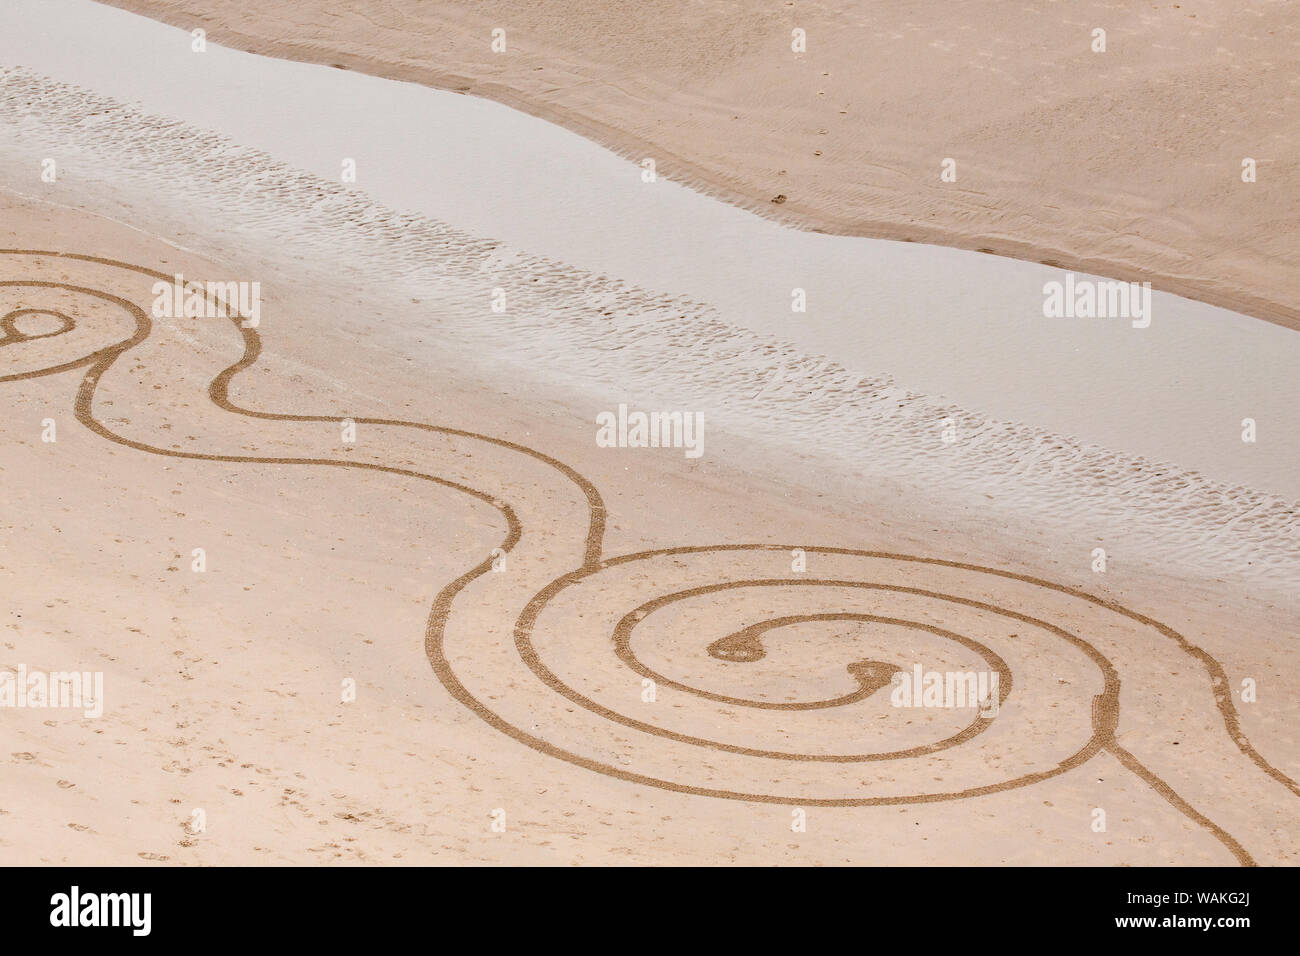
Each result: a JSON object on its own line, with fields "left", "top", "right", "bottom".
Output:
{"left": 0, "top": 0, "right": 1297, "bottom": 582}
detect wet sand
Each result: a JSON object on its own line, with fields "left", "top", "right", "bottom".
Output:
{"left": 96, "top": 0, "right": 1300, "bottom": 330}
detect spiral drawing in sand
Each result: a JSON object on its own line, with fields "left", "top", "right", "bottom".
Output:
{"left": 5, "top": 249, "right": 1296, "bottom": 866}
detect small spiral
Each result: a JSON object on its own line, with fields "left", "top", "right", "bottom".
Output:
{"left": 0, "top": 254, "right": 150, "bottom": 383}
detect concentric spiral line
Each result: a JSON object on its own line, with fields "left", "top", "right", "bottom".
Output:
{"left": 0, "top": 307, "right": 75, "bottom": 344}
{"left": 4, "top": 248, "right": 1295, "bottom": 866}
{"left": 518, "top": 577, "right": 1026, "bottom": 760}
{"left": 629, "top": 609, "right": 1009, "bottom": 714}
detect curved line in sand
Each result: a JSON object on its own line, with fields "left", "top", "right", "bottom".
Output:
{"left": 2, "top": 248, "right": 1290, "bottom": 866}
{"left": 523, "top": 580, "right": 1019, "bottom": 755}
{"left": 0, "top": 306, "right": 76, "bottom": 344}
{"left": 621, "top": 608, "right": 1010, "bottom": 715}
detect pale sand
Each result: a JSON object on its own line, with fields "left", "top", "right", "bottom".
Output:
{"left": 1, "top": 3, "right": 1298, "bottom": 867}
{"left": 2, "top": 189, "right": 1298, "bottom": 865}
{"left": 3, "top": 1, "right": 1297, "bottom": 570}
{"left": 95, "top": 0, "right": 1300, "bottom": 330}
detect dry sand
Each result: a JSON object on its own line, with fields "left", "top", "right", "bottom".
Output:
{"left": 3, "top": 190, "right": 1298, "bottom": 865}
{"left": 1, "top": 2, "right": 1298, "bottom": 867}
{"left": 97, "top": 0, "right": 1300, "bottom": 329}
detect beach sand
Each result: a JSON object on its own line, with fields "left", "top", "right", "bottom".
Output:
{"left": 96, "top": 0, "right": 1300, "bottom": 330}
{"left": 1, "top": 1, "right": 1297, "bottom": 866}
{"left": 4, "top": 193, "right": 1297, "bottom": 865}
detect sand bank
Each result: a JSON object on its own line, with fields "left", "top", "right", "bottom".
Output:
{"left": 93, "top": 0, "right": 1300, "bottom": 331}
{"left": 1, "top": 1, "right": 1296, "bottom": 585}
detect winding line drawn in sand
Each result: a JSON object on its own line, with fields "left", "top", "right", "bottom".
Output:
{"left": 3, "top": 65, "right": 1297, "bottom": 584}
{"left": 5, "top": 249, "right": 1296, "bottom": 867}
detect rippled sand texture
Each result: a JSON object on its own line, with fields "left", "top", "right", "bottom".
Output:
{"left": 1, "top": 66, "right": 1295, "bottom": 586}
